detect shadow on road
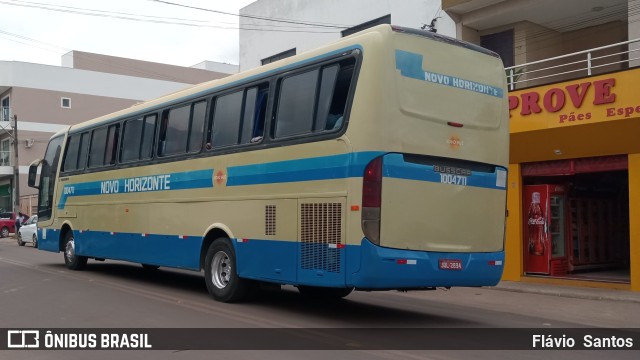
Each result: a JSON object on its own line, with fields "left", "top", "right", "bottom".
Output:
{"left": 45, "top": 260, "right": 478, "bottom": 327}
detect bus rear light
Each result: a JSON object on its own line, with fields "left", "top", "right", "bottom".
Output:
{"left": 362, "top": 157, "right": 382, "bottom": 208}
{"left": 362, "top": 157, "right": 382, "bottom": 245}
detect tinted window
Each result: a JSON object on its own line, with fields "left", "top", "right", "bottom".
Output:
{"left": 188, "top": 101, "right": 207, "bottom": 153}
{"left": 38, "top": 136, "right": 63, "bottom": 221}
{"left": 105, "top": 124, "right": 119, "bottom": 165}
{"left": 63, "top": 134, "right": 81, "bottom": 172}
{"left": 211, "top": 91, "right": 243, "bottom": 147}
{"left": 315, "top": 65, "right": 339, "bottom": 131}
{"left": 273, "top": 60, "right": 355, "bottom": 138}
{"left": 77, "top": 132, "right": 89, "bottom": 169}
{"left": 88, "top": 127, "right": 107, "bottom": 168}
{"left": 275, "top": 69, "right": 318, "bottom": 138}
{"left": 162, "top": 105, "right": 190, "bottom": 156}
{"left": 141, "top": 115, "right": 156, "bottom": 160}
{"left": 121, "top": 117, "right": 143, "bottom": 162}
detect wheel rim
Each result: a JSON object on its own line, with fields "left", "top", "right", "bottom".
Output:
{"left": 65, "top": 237, "right": 76, "bottom": 263}
{"left": 2, "top": 228, "right": 7, "bottom": 237}
{"left": 210, "top": 251, "right": 231, "bottom": 289}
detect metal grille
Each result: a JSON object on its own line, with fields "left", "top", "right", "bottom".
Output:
{"left": 265, "top": 205, "right": 276, "bottom": 236}
{"left": 300, "top": 203, "right": 342, "bottom": 273}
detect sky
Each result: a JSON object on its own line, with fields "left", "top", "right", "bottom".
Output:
{"left": 0, "top": 0, "right": 258, "bottom": 67}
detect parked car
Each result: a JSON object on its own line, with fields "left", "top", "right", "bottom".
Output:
{"left": 0, "top": 212, "right": 29, "bottom": 238}
{"left": 17, "top": 215, "right": 38, "bottom": 247}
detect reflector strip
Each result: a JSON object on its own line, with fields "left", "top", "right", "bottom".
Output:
{"left": 328, "top": 244, "right": 346, "bottom": 249}
{"left": 179, "top": 235, "right": 188, "bottom": 239}
{"left": 238, "top": 238, "right": 249, "bottom": 243}
{"left": 397, "top": 259, "right": 417, "bottom": 265}
{"left": 141, "top": 233, "right": 148, "bottom": 237}
{"left": 110, "top": 232, "right": 116, "bottom": 235}
{"left": 488, "top": 260, "right": 503, "bottom": 266}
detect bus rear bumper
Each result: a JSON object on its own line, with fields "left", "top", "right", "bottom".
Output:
{"left": 348, "top": 239, "right": 504, "bottom": 290}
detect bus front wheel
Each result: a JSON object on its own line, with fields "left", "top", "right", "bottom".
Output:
{"left": 63, "top": 231, "right": 87, "bottom": 270}
{"left": 204, "top": 238, "right": 249, "bottom": 303}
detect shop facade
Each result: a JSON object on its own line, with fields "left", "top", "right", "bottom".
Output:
{"left": 503, "top": 68, "right": 640, "bottom": 292}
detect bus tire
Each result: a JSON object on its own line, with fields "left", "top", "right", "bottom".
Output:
{"left": 297, "top": 286, "right": 353, "bottom": 299}
{"left": 63, "top": 231, "right": 87, "bottom": 270}
{"left": 204, "top": 238, "right": 249, "bottom": 303}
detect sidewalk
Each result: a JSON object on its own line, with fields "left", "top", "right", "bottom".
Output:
{"left": 492, "top": 280, "right": 640, "bottom": 303}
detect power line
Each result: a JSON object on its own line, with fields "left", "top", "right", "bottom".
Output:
{"left": 0, "top": 0, "right": 340, "bottom": 33}
{"left": 147, "top": 0, "right": 352, "bottom": 29}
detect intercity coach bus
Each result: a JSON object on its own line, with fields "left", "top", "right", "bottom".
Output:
{"left": 29, "top": 25, "right": 509, "bottom": 302}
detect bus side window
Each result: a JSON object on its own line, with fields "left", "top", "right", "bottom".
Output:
{"left": 157, "top": 111, "right": 169, "bottom": 157}
{"left": 324, "top": 64, "right": 355, "bottom": 131}
{"left": 240, "top": 84, "right": 268, "bottom": 144}
{"left": 104, "top": 124, "right": 119, "bottom": 165}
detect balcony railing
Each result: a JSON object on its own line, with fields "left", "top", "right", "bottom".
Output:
{"left": 505, "top": 38, "right": 640, "bottom": 91}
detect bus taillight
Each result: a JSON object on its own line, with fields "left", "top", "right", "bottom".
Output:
{"left": 362, "top": 157, "right": 382, "bottom": 245}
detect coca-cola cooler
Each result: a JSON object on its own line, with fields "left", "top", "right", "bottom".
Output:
{"left": 523, "top": 185, "right": 568, "bottom": 275}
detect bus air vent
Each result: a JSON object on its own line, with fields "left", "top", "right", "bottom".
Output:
{"left": 265, "top": 205, "right": 276, "bottom": 236}
{"left": 300, "top": 203, "right": 342, "bottom": 273}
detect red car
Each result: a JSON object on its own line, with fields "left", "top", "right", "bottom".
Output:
{"left": 0, "top": 212, "right": 30, "bottom": 238}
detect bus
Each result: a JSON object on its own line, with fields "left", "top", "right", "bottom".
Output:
{"left": 28, "top": 25, "right": 509, "bottom": 303}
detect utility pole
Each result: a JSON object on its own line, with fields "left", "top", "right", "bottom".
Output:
{"left": 12, "top": 114, "right": 20, "bottom": 214}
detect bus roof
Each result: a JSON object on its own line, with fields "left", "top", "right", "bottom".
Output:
{"left": 67, "top": 24, "right": 496, "bottom": 133}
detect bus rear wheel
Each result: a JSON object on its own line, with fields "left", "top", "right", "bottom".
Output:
{"left": 204, "top": 238, "right": 249, "bottom": 303}
{"left": 63, "top": 231, "right": 87, "bottom": 270}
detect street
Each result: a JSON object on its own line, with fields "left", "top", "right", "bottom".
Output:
{"left": 1, "top": 236, "right": 638, "bottom": 359}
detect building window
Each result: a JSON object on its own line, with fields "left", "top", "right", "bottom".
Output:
{"left": 61, "top": 97, "right": 71, "bottom": 108}
{"left": 1, "top": 139, "right": 10, "bottom": 166}
{"left": 261, "top": 48, "right": 296, "bottom": 66}
{"left": 1, "top": 96, "right": 9, "bottom": 122}
{"left": 481, "top": 30, "right": 514, "bottom": 68}
{"left": 341, "top": 15, "right": 391, "bottom": 37}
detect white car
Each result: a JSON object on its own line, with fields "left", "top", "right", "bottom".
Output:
{"left": 17, "top": 215, "right": 38, "bottom": 248}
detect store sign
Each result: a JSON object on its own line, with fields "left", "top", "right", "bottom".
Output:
{"left": 508, "top": 68, "right": 640, "bottom": 133}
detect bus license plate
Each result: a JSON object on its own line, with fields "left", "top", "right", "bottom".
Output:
{"left": 439, "top": 259, "right": 462, "bottom": 270}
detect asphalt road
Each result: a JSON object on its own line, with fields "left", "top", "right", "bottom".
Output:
{"left": 1, "top": 236, "right": 638, "bottom": 359}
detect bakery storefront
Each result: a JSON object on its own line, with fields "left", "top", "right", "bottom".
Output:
{"left": 502, "top": 68, "right": 640, "bottom": 292}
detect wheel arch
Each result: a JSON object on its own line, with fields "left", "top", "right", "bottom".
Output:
{"left": 59, "top": 221, "right": 74, "bottom": 252}
{"left": 199, "top": 223, "right": 234, "bottom": 271}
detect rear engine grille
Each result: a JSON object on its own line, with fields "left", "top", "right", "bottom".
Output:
{"left": 300, "top": 203, "right": 342, "bottom": 273}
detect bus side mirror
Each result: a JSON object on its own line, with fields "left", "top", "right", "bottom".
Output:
{"left": 28, "top": 160, "right": 41, "bottom": 189}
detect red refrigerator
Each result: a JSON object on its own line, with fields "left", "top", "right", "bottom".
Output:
{"left": 523, "top": 185, "right": 568, "bottom": 275}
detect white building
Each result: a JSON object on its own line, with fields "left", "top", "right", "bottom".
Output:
{"left": 239, "top": 0, "right": 455, "bottom": 71}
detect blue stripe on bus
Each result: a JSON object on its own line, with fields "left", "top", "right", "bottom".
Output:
{"left": 39, "top": 229, "right": 503, "bottom": 288}
{"left": 226, "top": 151, "right": 383, "bottom": 186}
{"left": 395, "top": 49, "right": 504, "bottom": 98}
{"left": 58, "top": 169, "right": 214, "bottom": 209}
{"left": 382, "top": 153, "right": 507, "bottom": 190}
{"left": 57, "top": 152, "right": 505, "bottom": 209}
